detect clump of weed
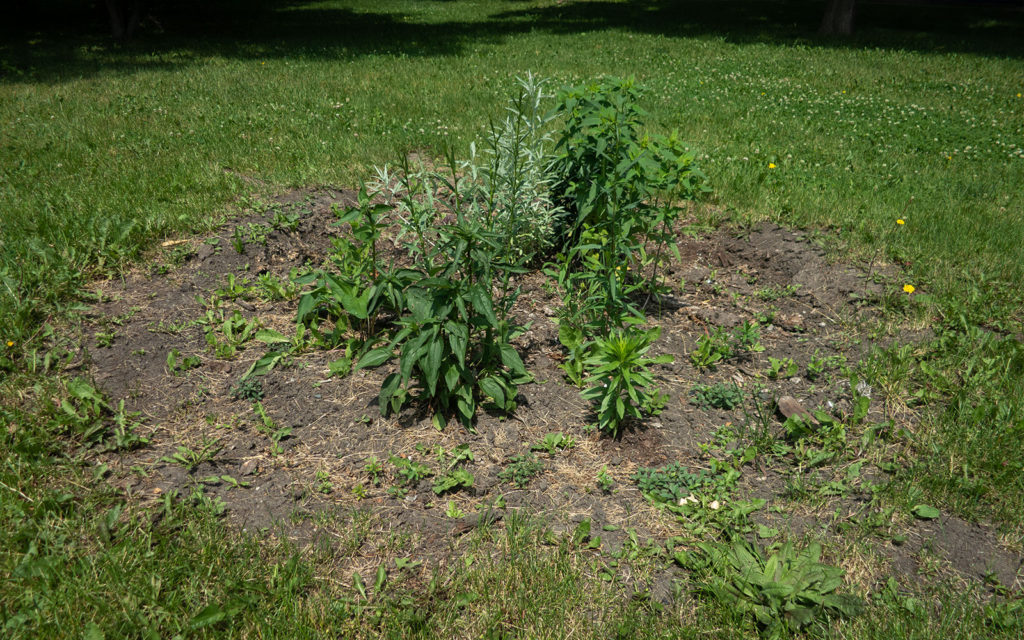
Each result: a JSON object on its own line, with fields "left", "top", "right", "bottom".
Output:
{"left": 690, "top": 382, "right": 744, "bottom": 410}
{"left": 498, "top": 453, "right": 543, "bottom": 488}
{"left": 230, "top": 376, "right": 263, "bottom": 401}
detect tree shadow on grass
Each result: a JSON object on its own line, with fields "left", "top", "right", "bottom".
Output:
{"left": 3, "top": 0, "right": 1022, "bottom": 84}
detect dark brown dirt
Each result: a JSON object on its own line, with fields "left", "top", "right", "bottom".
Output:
{"left": 75, "top": 188, "right": 1023, "bottom": 596}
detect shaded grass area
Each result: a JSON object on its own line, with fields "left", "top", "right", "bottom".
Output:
{"left": 2, "top": 1, "right": 1023, "bottom": 636}
{"left": 2, "top": 1, "right": 1021, "bottom": 343}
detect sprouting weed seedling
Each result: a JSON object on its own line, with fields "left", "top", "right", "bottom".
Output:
{"left": 390, "top": 455, "right": 432, "bottom": 486}
{"left": 498, "top": 453, "right": 544, "bottom": 487}
{"left": 230, "top": 376, "right": 263, "bottom": 401}
{"left": 596, "top": 466, "right": 614, "bottom": 493}
{"left": 806, "top": 352, "right": 826, "bottom": 381}
{"left": 689, "top": 382, "right": 744, "bottom": 410}
{"left": 731, "top": 321, "right": 764, "bottom": 353}
{"left": 445, "top": 501, "right": 466, "bottom": 518}
{"left": 530, "top": 432, "right": 576, "bottom": 455}
{"left": 271, "top": 211, "right": 301, "bottom": 232}
{"left": 166, "top": 349, "right": 202, "bottom": 376}
{"left": 766, "top": 356, "right": 799, "bottom": 380}
{"left": 755, "top": 284, "right": 801, "bottom": 301}
{"left": 252, "top": 401, "right": 291, "bottom": 455}
{"left": 364, "top": 455, "right": 385, "bottom": 485}
{"left": 315, "top": 469, "right": 333, "bottom": 494}
{"left": 432, "top": 469, "right": 474, "bottom": 495}
{"left": 691, "top": 321, "right": 764, "bottom": 370}
{"left": 435, "top": 444, "right": 474, "bottom": 470}
{"left": 161, "top": 438, "right": 221, "bottom": 471}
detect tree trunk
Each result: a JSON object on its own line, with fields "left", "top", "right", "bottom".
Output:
{"left": 105, "top": 0, "right": 144, "bottom": 40}
{"left": 820, "top": 0, "right": 856, "bottom": 36}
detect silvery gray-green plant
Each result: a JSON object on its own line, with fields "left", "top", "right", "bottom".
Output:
{"left": 464, "top": 72, "right": 562, "bottom": 264}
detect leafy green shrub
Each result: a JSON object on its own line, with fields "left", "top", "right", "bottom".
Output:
{"left": 548, "top": 77, "right": 706, "bottom": 334}
{"left": 690, "top": 382, "right": 744, "bottom": 410}
{"left": 678, "top": 539, "right": 864, "bottom": 634}
{"left": 550, "top": 77, "right": 704, "bottom": 252}
{"left": 581, "top": 326, "right": 671, "bottom": 437}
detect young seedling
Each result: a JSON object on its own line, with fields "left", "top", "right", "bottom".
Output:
{"left": 530, "top": 432, "right": 576, "bottom": 455}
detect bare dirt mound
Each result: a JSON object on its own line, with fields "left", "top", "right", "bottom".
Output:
{"left": 76, "top": 189, "right": 1023, "bottom": 595}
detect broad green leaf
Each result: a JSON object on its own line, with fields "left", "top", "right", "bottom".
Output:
{"left": 444, "top": 363, "right": 461, "bottom": 392}
{"left": 468, "top": 284, "right": 499, "bottom": 328}
{"left": 355, "top": 347, "right": 393, "bottom": 370}
{"left": 190, "top": 604, "right": 227, "bottom": 630}
{"left": 911, "top": 504, "right": 940, "bottom": 520}
{"left": 296, "top": 293, "right": 315, "bottom": 323}
{"left": 255, "top": 329, "right": 290, "bottom": 345}
{"left": 478, "top": 376, "right": 506, "bottom": 408}
{"left": 424, "top": 337, "right": 443, "bottom": 395}
{"left": 499, "top": 343, "right": 528, "bottom": 377}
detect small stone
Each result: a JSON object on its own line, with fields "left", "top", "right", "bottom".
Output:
{"left": 777, "top": 313, "right": 805, "bottom": 332}
{"left": 240, "top": 459, "right": 258, "bottom": 476}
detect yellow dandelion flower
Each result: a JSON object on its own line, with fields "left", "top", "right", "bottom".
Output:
{"left": 1018, "top": 93, "right": 1022, "bottom": 98}
{"left": 903, "top": 284, "right": 915, "bottom": 294}
{"left": 768, "top": 162, "right": 776, "bottom": 169}
{"left": 5, "top": 341, "right": 12, "bottom": 347}
{"left": 896, "top": 219, "right": 905, "bottom": 225}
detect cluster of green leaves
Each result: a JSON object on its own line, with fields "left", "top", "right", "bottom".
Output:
{"left": 581, "top": 326, "right": 671, "bottom": 437}
{"left": 498, "top": 453, "right": 544, "bottom": 488}
{"left": 548, "top": 77, "right": 706, "bottom": 335}
{"left": 690, "top": 382, "right": 744, "bottom": 410}
{"left": 632, "top": 461, "right": 713, "bottom": 506}
{"left": 52, "top": 378, "right": 147, "bottom": 451}
{"left": 679, "top": 539, "right": 864, "bottom": 635}
{"left": 165, "top": 349, "right": 201, "bottom": 376}
{"left": 198, "top": 307, "right": 260, "bottom": 360}
{"left": 766, "top": 356, "right": 799, "bottom": 380}
{"left": 691, "top": 321, "right": 765, "bottom": 369}
{"left": 432, "top": 444, "right": 475, "bottom": 495}
{"left": 530, "top": 432, "right": 576, "bottom": 456}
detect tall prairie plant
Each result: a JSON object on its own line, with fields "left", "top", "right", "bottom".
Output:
{"left": 295, "top": 77, "right": 572, "bottom": 429}
{"left": 465, "top": 72, "right": 562, "bottom": 265}
{"left": 549, "top": 77, "right": 706, "bottom": 334}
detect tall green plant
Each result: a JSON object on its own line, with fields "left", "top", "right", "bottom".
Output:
{"left": 548, "top": 77, "right": 706, "bottom": 334}
{"left": 580, "top": 326, "right": 672, "bottom": 437}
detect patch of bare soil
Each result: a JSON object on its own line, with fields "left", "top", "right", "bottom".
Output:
{"left": 76, "top": 189, "right": 1023, "bottom": 598}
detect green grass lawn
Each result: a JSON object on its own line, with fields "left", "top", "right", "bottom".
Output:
{"left": 2, "top": 1, "right": 1023, "bottom": 637}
